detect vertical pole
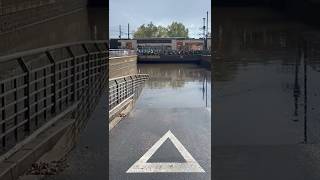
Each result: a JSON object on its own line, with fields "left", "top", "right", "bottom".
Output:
{"left": 82, "top": 44, "right": 90, "bottom": 115}
{"left": 128, "top": 23, "right": 130, "bottom": 39}
{"left": 203, "top": 18, "right": 206, "bottom": 51}
{"left": 67, "top": 46, "right": 76, "bottom": 102}
{"left": 116, "top": 80, "right": 119, "bottom": 104}
{"left": 206, "top": 11, "right": 209, "bottom": 51}
{"left": 1, "top": 83, "right": 6, "bottom": 147}
{"left": 14, "top": 79, "right": 18, "bottom": 141}
{"left": 35, "top": 71, "right": 38, "bottom": 126}
{"left": 206, "top": 11, "right": 209, "bottom": 37}
{"left": 119, "top": 25, "right": 122, "bottom": 39}
{"left": 43, "top": 68, "right": 47, "bottom": 121}
{"left": 46, "top": 51, "right": 56, "bottom": 114}
{"left": 17, "top": 57, "right": 31, "bottom": 133}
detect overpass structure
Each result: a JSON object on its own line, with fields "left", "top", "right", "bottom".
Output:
{"left": 214, "top": 0, "right": 320, "bottom": 26}
{"left": 0, "top": 0, "right": 107, "bottom": 35}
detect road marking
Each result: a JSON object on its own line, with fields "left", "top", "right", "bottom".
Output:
{"left": 126, "top": 130, "right": 205, "bottom": 173}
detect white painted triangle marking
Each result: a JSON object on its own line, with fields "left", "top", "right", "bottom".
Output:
{"left": 126, "top": 130, "right": 205, "bottom": 173}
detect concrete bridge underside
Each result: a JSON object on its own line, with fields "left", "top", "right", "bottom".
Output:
{"left": 0, "top": 0, "right": 107, "bottom": 35}
{"left": 214, "top": 0, "right": 320, "bottom": 26}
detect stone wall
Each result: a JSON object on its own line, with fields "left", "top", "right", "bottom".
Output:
{"left": 0, "top": 0, "right": 87, "bottom": 34}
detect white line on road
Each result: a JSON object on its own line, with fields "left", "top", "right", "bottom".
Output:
{"left": 126, "top": 130, "right": 205, "bottom": 173}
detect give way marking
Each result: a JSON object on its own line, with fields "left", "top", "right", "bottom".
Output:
{"left": 126, "top": 130, "right": 205, "bottom": 173}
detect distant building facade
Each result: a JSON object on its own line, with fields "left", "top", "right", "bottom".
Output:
{"left": 110, "top": 37, "right": 211, "bottom": 51}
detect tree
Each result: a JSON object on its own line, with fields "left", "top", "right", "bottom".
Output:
{"left": 156, "top": 26, "right": 168, "bottom": 37}
{"left": 133, "top": 21, "right": 189, "bottom": 38}
{"left": 133, "top": 22, "right": 158, "bottom": 38}
{"left": 167, "top": 22, "right": 189, "bottom": 38}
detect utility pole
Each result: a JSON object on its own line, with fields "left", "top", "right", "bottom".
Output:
{"left": 206, "top": 11, "right": 209, "bottom": 51}
{"left": 206, "top": 11, "right": 209, "bottom": 37}
{"left": 119, "top": 25, "right": 122, "bottom": 39}
{"left": 203, "top": 17, "right": 206, "bottom": 50}
{"left": 128, "top": 23, "right": 130, "bottom": 39}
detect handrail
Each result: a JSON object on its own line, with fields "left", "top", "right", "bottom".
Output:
{"left": 109, "top": 74, "right": 149, "bottom": 114}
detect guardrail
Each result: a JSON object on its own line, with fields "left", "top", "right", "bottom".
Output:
{"left": 109, "top": 49, "right": 136, "bottom": 58}
{"left": 109, "top": 74, "right": 149, "bottom": 118}
{"left": 0, "top": 40, "right": 108, "bottom": 156}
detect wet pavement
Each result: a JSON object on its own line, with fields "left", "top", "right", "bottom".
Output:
{"left": 213, "top": 7, "right": 320, "bottom": 180}
{"left": 109, "top": 63, "right": 211, "bottom": 180}
{"left": 44, "top": 94, "right": 108, "bottom": 180}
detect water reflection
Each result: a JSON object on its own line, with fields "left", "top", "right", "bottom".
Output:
{"left": 137, "top": 63, "right": 211, "bottom": 108}
{"left": 213, "top": 7, "right": 320, "bottom": 145}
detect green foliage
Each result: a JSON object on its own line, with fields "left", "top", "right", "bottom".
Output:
{"left": 133, "top": 22, "right": 188, "bottom": 38}
{"left": 167, "top": 22, "right": 189, "bottom": 38}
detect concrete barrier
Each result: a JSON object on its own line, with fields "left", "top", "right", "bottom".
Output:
{"left": 138, "top": 55, "right": 201, "bottom": 63}
{"left": 109, "top": 55, "right": 138, "bottom": 78}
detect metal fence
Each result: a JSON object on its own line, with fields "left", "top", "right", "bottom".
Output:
{"left": 109, "top": 74, "right": 149, "bottom": 116}
{"left": 0, "top": 40, "right": 108, "bottom": 155}
{"left": 109, "top": 49, "right": 136, "bottom": 58}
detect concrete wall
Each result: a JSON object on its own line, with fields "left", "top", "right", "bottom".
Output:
{"left": 109, "top": 55, "right": 138, "bottom": 79}
{"left": 0, "top": 9, "right": 90, "bottom": 56}
{"left": 138, "top": 55, "right": 201, "bottom": 63}
{"left": 0, "top": 0, "right": 87, "bottom": 34}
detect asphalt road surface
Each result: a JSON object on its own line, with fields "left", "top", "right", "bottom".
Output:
{"left": 109, "top": 64, "right": 211, "bottom": 180}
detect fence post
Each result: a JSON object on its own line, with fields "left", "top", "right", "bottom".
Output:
{"left": 124, "top": 78, "right": 127, "bottom": 98}
{"left": 17, "top": 57, "right": 31, "bottom": 133}
{"left": 130, "top": 76, "right": 133, "bottom": 95}
{"left": 82, "top": 44, "right": 90, "bottom": 115}
{"left": 66, "top": 46, "right": 76, "bottom": 102}
{"left": 1, "top": 83, "right": 6, "bottom": 147}
{"left": 46, "top": 51, "right": 57, "bottom": 114}
{"left": 94, "top": 43, "right": 103, "bottom": 92}
{"left": 115, "top": 80, "right": 119, "bottom": 104}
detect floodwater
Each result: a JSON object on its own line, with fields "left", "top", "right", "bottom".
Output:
{"left": 0, "top": 8, "right": 107, "bottom": 56}
{"left": 213, "top": 7, "right": 320, "bottom": 180}
{"left": 137, "top": 63, "right": 211, "bottom": 109}
{"left": 109, "top": 63, "right": 211, "bottom": 180}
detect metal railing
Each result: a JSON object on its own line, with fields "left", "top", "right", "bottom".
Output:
{"left": 109, "top": 74, "right": 149, "bottom": 116}
{"left": 0, "top": 40, "right": 108, "bottom": 155}
{"left": 109, "top": 49, "right": 136, "bottom": 58}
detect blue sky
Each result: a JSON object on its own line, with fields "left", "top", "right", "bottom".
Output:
{"left": 109, "top": 0, "right": 211, "bottom": 38}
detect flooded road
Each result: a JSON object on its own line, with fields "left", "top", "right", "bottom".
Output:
{"left": 137, "top": 63, "right": 211, "bottom": 109}
{"left": 109, "top": 63, "right": 211, "bottom": 180}
{"left": 213, "top": 7, "right": 320, "bottom": 180}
